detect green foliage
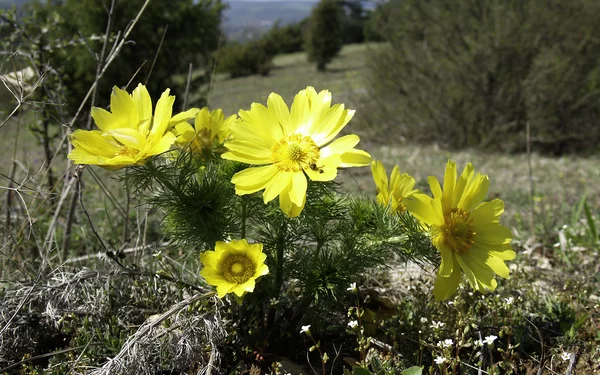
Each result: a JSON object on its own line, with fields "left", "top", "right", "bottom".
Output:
{"left": 262, "top": 20, "right": 307, "bottom": 55}
{"left": 2, "top": 0, "right": 224, "bottom": 119}
{"left": 305, "top": 0, "right": 344, "bottom": 71}
{"left": 339, "top": 0, "right": 367, "bottom": 45}
{"left": 366, "top": 0, "right": 600, "bottom": 154}
{"left": 117, "top": 146, "right": 436, "bottom": 367}
{"left": 216, "top": 40, "right": 274, "bottom": 78}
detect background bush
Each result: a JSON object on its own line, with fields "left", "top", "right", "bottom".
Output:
{"left": 366, "top": 0, "right": 600, "bottom": 155}
{"left": 262, "top": 20, "right": 306, "bottom": 55}
{"left": 305, "top": 0, "right": 344, "bottom": 71}
{"left": 216, "top": 40, "right": 274, "bottom": 78}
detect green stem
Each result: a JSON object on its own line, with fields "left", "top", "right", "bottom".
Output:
{"left": 274, "top": 220, "right": 286, "bottom": 297}
{"left": 267, "top": 220, "right": 287, "bottom": 334}
{"left": 240, "top": 198, "right": 247, "bottom": 238}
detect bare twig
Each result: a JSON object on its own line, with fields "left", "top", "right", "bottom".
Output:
{"left": 144, "top": 24, "right": 168, "bottom": 85}
{"left": 183, "top": 62, "right": 193, "bottom": 111}
{"left": 85, "top": 0, "right": 117, "bottom": 130}
{"left": 67, "top": 0, "right": 151, "bottom": 129}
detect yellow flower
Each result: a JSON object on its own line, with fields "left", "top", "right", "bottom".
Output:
{"left": 68, "top": 84, "right": 198, "bottom": 170}
{"left": 174, "top": 107, "right": 236, "bottom": 154}
{"left": 222, "top": 86, "right": 372, "bottom": 217}
{"left": 200, "top": 239, "right": 269, "bottom": 298}
{"left": 405, "top": 160, "right": 515, "bottom": 300}
{"left": 370, "top": 160, "right": 419, "bottom": 214}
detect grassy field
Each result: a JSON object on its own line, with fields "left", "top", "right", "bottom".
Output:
{"left": 205, "top": 43, "right": 371, "bottom": 116}
{"left": 205, "top": 43, "right": 600, "bottom": 240}
{"left": 1, "top": 43, "right": 599, "bottom": 374}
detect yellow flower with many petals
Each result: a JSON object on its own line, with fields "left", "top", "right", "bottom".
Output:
{"left": 174, "top": 107, "right": 236, "bottom": 154}
{"left": 200, "top": 239, "right": 269, "bottom": 298}
{"left": 222, "top": 86, "right": 372, "bottom": 217}
{"left": 404, "top": 160, "right": 515, "bottom": 300}
{"left": 371, "top": 160, "right": 419, "bottom": 214}
{"left": 68, "top": 84, "right": 198, "bottom": 170}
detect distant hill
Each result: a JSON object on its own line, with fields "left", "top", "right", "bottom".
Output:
{"left": 0, "top": 0, "right": 316, "bottom": 41}
{"left": 223, "top": 0, "right": 317, "bottom": 41}
{"left": 0, "top": 0, "right": 29, "bottom": 9}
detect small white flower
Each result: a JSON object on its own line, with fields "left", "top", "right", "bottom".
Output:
{"left": 484, "top": 335, "right": 497, "bottom": 345}
{"left": 348, "top": 320, "right": 359, "bottom": 328}
{"left": 438, "top": 339, "right": 453, "bottom": 348}
{"left": 420, "top": 317, "right": 428, "bottom": 323}
{"left": 430, "top": 320, "right": 445, "bottom": 329}
{"left": 434, "top": 356, "right": 446, "bottom": 365}
{"left": 504, "top": 297, "right": 514, "bottom": 305}
{"left": 347, "top": 282, "right": 357, "bottom": 292}
{"left": 561, "top": 352, "right": 572, "bottom": 361}
{"left": 300, "top": 325, "right": 311, "bottom": 334}
{"left": 474, "top": 339, "right": 483, "bottom": 347}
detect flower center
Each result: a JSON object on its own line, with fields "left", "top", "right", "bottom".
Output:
{"left": 222, "top": 255, "right": 255, "bottom": 284}
{"left": 116, "top": 146, "right": 140, "bottom": 158}
{"left": 197, "top": 128, "right": 216, "bottom": 150}
{"left": 434, "top": 208, "right": 475, "bottom": 254}
{"left": 392, "top": 197, "right": 407, "bottom": 213}
{"left": 271, "top": 134, "right": 320, "bottom": 172}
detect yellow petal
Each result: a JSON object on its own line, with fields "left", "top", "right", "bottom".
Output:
{"left": 231, "top": 165, "right": 280, "bottom": 195}
{"left": 305, "top": 155, "right": 341, "bottom": 181}
{"left": 170, "top": 108, "right": 199, "bottom": 126}
{"left": 289, "top": 172, "right": 307, "bottom": 207}
{"left": 223, "top": 141, "right": 272, "bottom": 163}
{"left": 267, "top": 93, "right": 291, "bottom": 134}
{"left": 310, "top": 104, "right": 346, "bottom": 145}
{"left": 228, "top": 121, "right": 276, "bottom": 149}
{"left": 291, "top": 89, "right": 310, "bottom": 134}
{"left": 110, "top": 86, "right": 138, "bottom": 128}
{"left": 471, "top": 199, "right": 504, "bottom": 224}
{"left": 340, "top": 149, "right": 371, "bottom": 167}
{"left": 238, "top": 103, "right": 283, "bottom": 144}
{"left": 320, "top": 134, "right": 359, "bottom": 157}
{"left": 404, "top": 193, "right": 442, "bottom": 226}
{"left": 459, "top": 173, "right": 489, "bottom": 212}
{"left": 108, "top": 128, "right": 147, "bottom": 150}
{"left": 256, "top": 263, "right": 269, "bottom": 277}
{"left": 474, "top": 223, "right": 512, "bottom": 246}
{"left": 279, "top": 180, "right": 305, "bottom": 217}
{"left": 91, "top": 107, "right": 119, "bottom": 132}
{"left": 146, "top": 132, "right": 176, "bottom": 156}
{"left": 438, "top": 245, "right": 455, "bottom": 277}
{"left": 428, "top": 176, "right": 442, "bottom": 200}
{"left": 490, "top": 249, "right": 516, "bottom": 260}
{"left": 442, "top": 160, "right": 457, "bottom": 213}
{"left": 263, "top": 171, "right": 293, "bottom": 203}
{"left": 433, "top": 264, "right": 461, "bottom": 301}
{"left": 453, "top": 162, "right": 474, "bottom": 207}
{"left": 151, "top": 89, "right": 174, "bottom": 136}
{"left": 370, "top": 160, "right": 389, "bottom": 195}
{"left": 132, "top": 83, "right": 152, "bottom": 121}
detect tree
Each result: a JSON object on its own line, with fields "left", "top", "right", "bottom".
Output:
{"left": 55, "top": 0, "right": 224, "bottom": 116}
{"left": 305, "top": 0, "right": 343, "bottom": 71}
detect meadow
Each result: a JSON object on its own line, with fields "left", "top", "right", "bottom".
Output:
{"left": 1, "top": 40, "right": 599, "bottom": 375}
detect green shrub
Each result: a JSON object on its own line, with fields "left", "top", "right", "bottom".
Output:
{"left": 305, "top": 0, "right": 344, "bottom": 71}
{"left": 216, "top": 40, "right": 274, "bottom": 78}
{"left": 366, "top": 0, "right": 600, "bottom": 154}
{"left": 262, "top": 20, "right": 307, "bottom": 54}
